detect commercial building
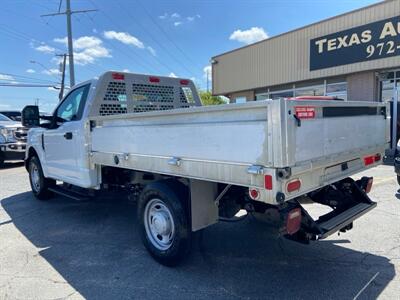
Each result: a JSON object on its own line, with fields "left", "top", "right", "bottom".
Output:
{"left": 212, "top": 0, "right": 400, "bottom": 105}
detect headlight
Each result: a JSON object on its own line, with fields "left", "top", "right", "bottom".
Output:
{"left": 0, "top": 128, "right": 16, "bottom": 143}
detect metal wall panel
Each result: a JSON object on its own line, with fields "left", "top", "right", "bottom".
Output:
{"left": 212, "top": 0, "right": 400, "bottom": 95}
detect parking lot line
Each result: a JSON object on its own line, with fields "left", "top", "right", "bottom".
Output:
{"left": 353, "top": 271, "right": 380, "bottom": 300}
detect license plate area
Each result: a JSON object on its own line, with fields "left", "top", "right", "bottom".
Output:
{"left": 323, "top": 158, "right": 361, "bottom": 182}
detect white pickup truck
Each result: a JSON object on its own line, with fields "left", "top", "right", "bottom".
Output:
{"left": 22, "top": 71, "right": 390, "bottom": 266}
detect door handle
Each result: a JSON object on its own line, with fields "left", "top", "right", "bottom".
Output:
{"left": 64, "top": 132, "right": 73, "bottom": 140}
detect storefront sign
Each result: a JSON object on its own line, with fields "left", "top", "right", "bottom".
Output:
{"left": 310, "top": 16, "right": 400, "bottom": 71}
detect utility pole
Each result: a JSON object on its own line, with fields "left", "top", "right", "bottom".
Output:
{"left": 57, "top": 54, "right": 67, "bottom": 101}
{"left": 65, "top": 0, "right": 75, "bottom": 87}
{"left": 41, "top": 0, "right": 97, "bottom": 87}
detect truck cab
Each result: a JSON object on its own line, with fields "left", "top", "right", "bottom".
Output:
{"left": 25, "top": 81, "right": 97, "bottom": 186}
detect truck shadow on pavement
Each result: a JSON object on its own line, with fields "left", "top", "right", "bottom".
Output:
{"left": 1, "top": 192, "right": 396, "bottom": 299}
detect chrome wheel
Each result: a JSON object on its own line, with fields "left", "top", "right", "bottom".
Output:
{"left": 30, "top": 164, "right": 41, "bottom": 193}
{"left": 144, "top": 198, "right": 175, "bottom": 251}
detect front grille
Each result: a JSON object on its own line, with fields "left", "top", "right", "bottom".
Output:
{"left": 14, "top": 127, "right": 28, "bottom": 142}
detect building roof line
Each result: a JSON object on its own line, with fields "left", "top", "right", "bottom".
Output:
{"left": 212, "top": 0, "right": 390, "bottom": 59}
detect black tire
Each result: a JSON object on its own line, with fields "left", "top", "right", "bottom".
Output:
{"left": 137, "top": 179, "right": 191, "bottom": 266}
{"left": 397, "top": 175, "right": 400, "bottom": 186}
{"left": 28, "top": 156, "right": 55, "bottom": 200}
{"left": 0, "top": 155, "right": 4, "bottom": 168}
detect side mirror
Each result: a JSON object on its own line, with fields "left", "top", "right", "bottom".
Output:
{"left": 22, "top": 105, "right": 40, "bottom": 127}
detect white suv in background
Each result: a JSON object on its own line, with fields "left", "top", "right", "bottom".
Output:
{"left": 0, "top": 113, "right": 27, "bottom": 166}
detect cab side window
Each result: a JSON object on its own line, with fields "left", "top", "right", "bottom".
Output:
{"left": 56, "top": 84, "right": 90, "bottom": 122}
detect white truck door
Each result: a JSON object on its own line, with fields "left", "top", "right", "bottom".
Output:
{"left": 44, "top": 84, "right": 90, "bottom": 185}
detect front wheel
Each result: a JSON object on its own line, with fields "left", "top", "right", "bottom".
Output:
{"left": 29, "top": 156, "right": 55, "bottom": 200}
{"left": 397, "top": 175, "right": 400, "bottom": 186}
{"left": 138, "top": 180, "right": 191, "bottom": 266}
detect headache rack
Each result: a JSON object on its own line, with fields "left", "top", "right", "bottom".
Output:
{"left": 88, "top": 72, "right": 202, "bottom": 117}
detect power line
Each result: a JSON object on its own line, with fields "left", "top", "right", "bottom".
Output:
{"left": 0, "top": 83, "right": 58, "bottom": 88}
{"left": 29, "top": 60, "right": 61, "bottom": 80}
{"left": 116, "top": 1, "right": 198, "bottom": 77}
{"left": 0, "top": 17, "right": 100, "bottom": 82}
{"left": 89, "top": 0, "right": 196, "bottom": 77}
{"left": 0, "top": 79, "right": 58, "bottom": 86}
{"left": 0, "top": 23, "right": 66, "bottom": 54}
{"left": 86, "top": 1, "right": 169, "bottom": 74}
{"left": 0, "top": 72, "right": 59, "bottom": 84}
{"left": 1, "top": 2, "right": 146, "bottom": 85}
{"left": 40, "top": 0, "right": 98, "bottom": 87}
{"left": 36, "top": 11, "right": 108, "bottom": 79}
{"left": 71, "top": 14, "right": 130, "bottom": 72}
{"left": 135, "top": 0, "right": 204, "bottom": 70}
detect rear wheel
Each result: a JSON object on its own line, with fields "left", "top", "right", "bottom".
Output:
{"left": 29, "top": 156, "right": 55, "bottom": 200}
{"left": 138, "top": 180, "right": 191, "bottom": 266}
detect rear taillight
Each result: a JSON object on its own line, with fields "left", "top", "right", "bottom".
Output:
{"left": 287, "top": 179, "right": 301, "bottom": 193}
{"left": 286, "top": 208, "right": 302, "bottom": 235}
{"left": 264, "top": 175, "right": 273, "bottom": 190}
{"left": 112, "top": 73, "right": 124, "bottom": 80}
{"left": 366, "top": 177, "right": 373, "bottom": 193}
{"left": 364, "top": 155, "right": 374, "bottom": 166}
{"left": 180, "top": 79, "right": 189, "bottom": 85}
{"left": 149, "top": 76, "right": 160, "bottom": 83}
{"left": 364, "top": 153, "right": 381, "bottom": 166}
{"left": 248, "top": 188, "right": 260, "bottom": 200}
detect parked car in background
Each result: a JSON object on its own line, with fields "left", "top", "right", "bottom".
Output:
{"left": 0, "top": 110, "right": 22, "bottom": 122}
{"left": 0, "top": 113, "right": 27, "bottom": 166}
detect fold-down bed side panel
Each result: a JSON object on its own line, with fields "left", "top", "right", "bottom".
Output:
{"left": 89, "top": 102, "right": 276, "bottom": 190}
{"left": 281, "top": 100, "right": 390, "bottom": 168}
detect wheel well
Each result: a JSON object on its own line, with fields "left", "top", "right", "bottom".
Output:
{"left": 25, "top": 147, "right": 38, "bottom": 170}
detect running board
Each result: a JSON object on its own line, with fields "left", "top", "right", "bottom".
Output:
{"left": 48, "top": 186, "right": 91, "bottom": 201}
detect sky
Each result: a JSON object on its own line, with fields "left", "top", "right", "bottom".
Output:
{"left": 0, "top": 0, "right": 380, "bottom": 113}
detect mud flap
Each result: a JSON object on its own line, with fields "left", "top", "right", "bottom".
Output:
{"left": 284, "top": 177, "right": 376, "bottom": 243}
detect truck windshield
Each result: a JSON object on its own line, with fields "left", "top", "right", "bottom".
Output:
{"left": 0, "top": 113, "right": 11, "bottom": 121}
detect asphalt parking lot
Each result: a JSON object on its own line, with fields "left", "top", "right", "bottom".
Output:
{"left": 0, "top": 163, "right": 399, "bottom": 299}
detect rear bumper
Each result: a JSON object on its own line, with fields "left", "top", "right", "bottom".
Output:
{"left": 0, "top": 142, "right": 26, "bottom": 161}
{"left": 284, "top": 177, "right": 376, "bottom": 243}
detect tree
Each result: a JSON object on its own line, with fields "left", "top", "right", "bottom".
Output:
{"left": 198, "top": 90, "right": 226, "bottom": 105}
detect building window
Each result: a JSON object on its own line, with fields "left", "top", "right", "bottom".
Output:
{"left": 326, "top": 80, "right": 347, "bottom": 101}
{"left": 270, "top": 90, "right": 293, "bottom": 99}
{"left": 255, "top": 78, "right": 347, "bottom": 101}
{"left": 255, "top": 93, "right": 269, "bottom": 100}
{"left": 294, "top": 84, "right": 324, "bottom": 97}
{"left": 379, "top": 71, "right": 400, "bottom": 102}
{"left": 235, "top": 96, "right": 247, "bottom": 104}
{"left": 381, "top": 80, "right": 394, "bottom": 102}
